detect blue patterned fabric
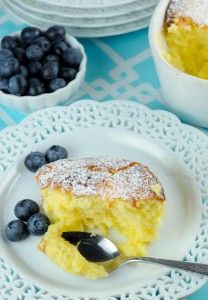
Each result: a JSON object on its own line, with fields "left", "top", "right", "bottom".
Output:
{"left": 0, "top": 8, "right": 207, "bottom": 300}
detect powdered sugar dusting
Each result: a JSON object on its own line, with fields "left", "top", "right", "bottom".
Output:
{"left": 166, "top": 0, "right": 208, "bottom": 25}
{"left": 36, "top": 157, "right": 165, "bottom": 201}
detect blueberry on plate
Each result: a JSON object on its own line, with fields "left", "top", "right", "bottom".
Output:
{"left": 0, "top": 49, "right": 13, "bottom": 62}
{"left": 5, "top": 220, "right": 29, "bottom": 242}
{"left": 49, "top": 78, "right": 66, "bottom": 92}
{"left": 27, "top": 213, "right": 50, "bottom": 236}
{"left": 28, "top": 61, "right": 42, "bottom": 76}
{"left": 27, "top": 78, "right": 45, "bottom": 96}
{"left": 14, "top": 199, "right": 39, "bottom": 221}
{"left": 21, "top": 26, "right": 41, "bottom": 44}
{"left": 52, "top": 41, "right": 68, "bottom": 55}
{"left": 19, "top": 65, "right": 29, "bottom": 78}
{"left": 9, "top": 74, "right": 27, "bottom": 96}
{"left": 26, "top": 44, "right": 43, "bottom": 61}
{"left": 60, "top": 67, "right": 77, "bottom": 81}
{"left": 0, "top": 79, "right": 9, "bottom": 93}
{"left": 45, "top": 54, "right": 60, "bottom": 63}
{"left": 46, "top": 25, "right": 66, "bottom": 42}
{"left": 13, "top": 47, "right": 25, "bottom": 62}
{"left": 62, "top": 48, "right": 83, "bottom": 67}
{"left": 24, "top": 151, "right": 46, "bottom": 172}
{"left": 42, "top": 61, "right": 59, "bottom": 80}
{"left": 0, "top": 57, "right": 19, "bottom": 78}
{"left": 1, "top": 35, "right": 18, "bottom": 51}
{"left": 45, "top": 145, "right": 68, "bottom": 163}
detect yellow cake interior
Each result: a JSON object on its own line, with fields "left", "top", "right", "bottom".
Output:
{"left": 164, "top": 18, "right": 208, "bottom": 79}
{"left": 37, "top": 158, "right": 165, "bottom": 279}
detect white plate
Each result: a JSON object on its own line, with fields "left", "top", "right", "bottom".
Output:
{"left": 34, "top": 0, "right": 153, "bottom": 9}
{"left": 0, "top": 127, "right": 202, "bottom": 298}
{"left": 1, "top": 0, "right": 151, "bottom": 37}
{"left": 0, "top": 100, "right": 207, "bottom": 300}
{"left": 17, "top": 0, "right": 158, "bottom": 18}
{"left": 12, "top": 0, "right": 155, "bottom": 28}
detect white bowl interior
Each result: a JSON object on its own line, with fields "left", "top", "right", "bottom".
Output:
{"left": 0, "top": 127, "right": 201, "bottom": 298}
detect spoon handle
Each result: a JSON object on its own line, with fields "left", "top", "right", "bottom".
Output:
{"left": 131, "top": 257, "right": 208, "bottom": 276}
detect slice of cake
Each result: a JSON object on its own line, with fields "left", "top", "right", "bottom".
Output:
{"left": 36, "top": 157, "right": 165, "bottom": 279}
{"left": 164, "top": 0, "right": 208, "bottom": 79}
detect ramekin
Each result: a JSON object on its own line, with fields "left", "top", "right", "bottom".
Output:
{"left": 149, "top": 0, "right": 208, "bottom": 128}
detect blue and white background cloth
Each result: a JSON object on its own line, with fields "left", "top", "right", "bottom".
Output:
{"left": 0, "top": 8, "right": 207, "bottom": 300}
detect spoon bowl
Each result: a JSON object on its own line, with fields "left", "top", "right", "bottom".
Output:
{"left": 62, "top": 231, "right": 120, "bottom": 262}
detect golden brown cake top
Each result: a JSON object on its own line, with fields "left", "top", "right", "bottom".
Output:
{"left": 166, "top": 0, "right": 208, "bottom": 26}
{"left": 36, "top": 157, "right": 165, "bottom": 201}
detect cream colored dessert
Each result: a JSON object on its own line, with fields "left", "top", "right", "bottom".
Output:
{"left": 36, "top": 157, "right": 165, "bottom": 279}
{"left": 164, "top": 0, "right": 208, "bottom": 79}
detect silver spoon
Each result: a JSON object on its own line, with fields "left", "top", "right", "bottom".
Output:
{"left": 62, "top": 232, "right": 208, "bottom": 276}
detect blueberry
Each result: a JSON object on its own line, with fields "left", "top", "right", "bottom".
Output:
{"left": 35, "top": 36, "right": 51, "bottom": 53}
{"left": 21, "top": 26, "right": 41, "bottom": 44}
{"left": 0, "top": 49, "right": 13, "bottom": 62}
{"left": 52, "top": 41, "right": 68, "bottom": 55}
{"left": 28, "top": 61, "right": 42, "bottom": 76}
{"left": 27, "top": 78, "right": 45, "bottom": 96}
{"left": 14, "top": 36, "right": 23, "bottom": 47}
{"left": 27, "top": 213, "right": 50, "bottom": 236}
{"left": 5, "top": 220, "right": 29, "bottom": 242}
{"left": 49, "top": 78, "right": 66, "bottom": 92}
{"left": 1, "top": 35, "right": 18, "bottom": 50}
{"left": 14, "top": 199, "right": 39, "bottom": 221}
{"left": 0, "top": 57, "right": 19, "bottom": 78}
{"left": 0, "top": 79, "right": 9, "bottom": 93}
{"left": 24, "top": 151, "right": 46, "bottom": 172}
{"left": 9, "top": 74, "right": 27, "bottom": 96}
{"left": 62, "top": 48, "right": 82, "bottom": 67}
{"left": 26, "top": 44, "right": 43, "bottom": 61}
{"left": 46, "top": 25, "right": 66, "bottom": 42}
{"left": 60, "top": 67, "right": 77, "bottom": 81}
{"left": 45, "top": 145, "right": 68, "bottom": 162}
{"left": 42, "top": 61, "right": 59, "bottom": 80}
{"left": 19, "top": 65, "right": 29, "bottom": 78}
{"left": 13, "top": 47, "right": 25, "bottom": 62}
{"left": 45, "top": 54, "right": 60, "bottom": 63}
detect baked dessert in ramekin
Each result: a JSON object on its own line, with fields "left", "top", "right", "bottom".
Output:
{"left": 164, "top": 0, "right": 208, "bottom": 80}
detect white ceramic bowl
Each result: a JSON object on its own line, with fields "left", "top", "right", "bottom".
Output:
{"left": 0, "top": 31, "right": 87, "bottom": 114}
{"left": 149, "top": 0, "right": 208, "bottom": 128}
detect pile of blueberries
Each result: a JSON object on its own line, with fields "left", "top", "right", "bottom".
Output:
{"left": 5, "top": 200, "right": 50, "bottom": 242}
{"left": 0, "top": 25, "right": 83, "bottom": 96}
{"left": 5, "top": 145, "right": 68, "bottom": 242}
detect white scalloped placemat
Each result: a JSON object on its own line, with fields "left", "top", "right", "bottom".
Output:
{"left": 0, "top": 100, "right": 207, "bottom": 300}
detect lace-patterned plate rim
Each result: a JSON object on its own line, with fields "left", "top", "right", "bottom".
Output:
{"left": 0, "top": 99, "right": 207, "bottom": 300}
